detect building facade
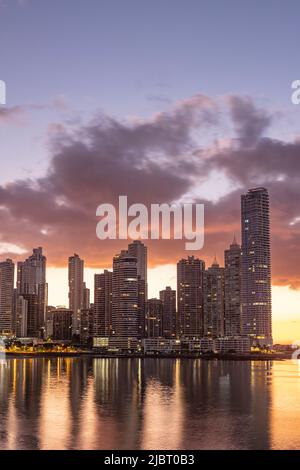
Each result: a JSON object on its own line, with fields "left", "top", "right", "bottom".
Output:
{"left": 177, "top": 256, "right": 205, "bottom": 338}
{"left": 94, "top": 270, "right": 112, "bottom": 337}
{"left": 0, "top": 258, "right": 15, "bottom": 335}
{"left": 17, "top": 248, "right": 47, "bottom": 338}
{"left": 224, "top": 237, "right": 242, "bottom": 336}
{"left": 203, "top": 259, "right": 225, "bottom": 338}
{"left": 159, "top": 286, "right": 177, "bottom": 338}
{"left": 145, "top": 298, "right": 163, "bottom": 338}
{"left": 68, "top": 254, "right": 84, "bottom": 336}
{"left": 241, "top": 188, "right": 272, "bottom": 346}
{"left": 112, "top": 251, "right": 139, "bottom": 339}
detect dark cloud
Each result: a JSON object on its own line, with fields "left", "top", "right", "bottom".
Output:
{"left": 227, "top": 95, "right": 273, "bottom": 147}
{"left": 0, "top": 94, "right": 299, "bottom": 290}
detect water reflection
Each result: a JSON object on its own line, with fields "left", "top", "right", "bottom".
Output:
{"left": 0, "top": 358, "right": 300, "bottom": 449}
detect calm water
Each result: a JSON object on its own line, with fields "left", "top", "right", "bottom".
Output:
{"left": 0, "top": 357, "right": 300, "bottom": 450}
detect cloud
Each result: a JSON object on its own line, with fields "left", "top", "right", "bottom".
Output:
{"left": 0, "top": 94, "right": 299, "bottom": 290}
{"left": 227, "top": 95, "right": 273, "bottom": 147}
{"left": 0, "top": 106, "right": 26, "bottom": 124}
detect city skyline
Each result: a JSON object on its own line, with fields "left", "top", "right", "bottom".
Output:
{"left": 0, "top": 186, "right": 273, "bottom": 348}
{"left": 0, "top": 1, "right": 299, "bottom": 346}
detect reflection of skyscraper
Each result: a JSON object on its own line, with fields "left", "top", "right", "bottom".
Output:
{"left": 17, "top": 247, "right": 47, "bottom": 337}
{"left": 68, "top": 254, "right": 84, "bottom": 336}
{"left": 112, "top": 251, "right": 138, "bottom": 338}
{"left": 225, "top": 237, "right": 241, "bottom": 336}
{"left": 128, "top": 240, "right": 147, "bottom": 338}
{"left": 203, "top": 258, "right": 225, "bottom": 337}
{"left": 159, "top": 286, "right": 177, "bottom": 338}
{"left": 0, "top": 258, "right": 15, "bottom": 335}
{"left": 241, "top": 188, "right": 272, "bottom": 346}
{"left": 94, "top": 270, "right": 112, "bottom": 337}
{"left": 177, "top": 256, "right": 205, "bottom": 338}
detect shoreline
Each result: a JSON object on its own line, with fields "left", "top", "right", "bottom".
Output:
{"left": 3, "top": 351, "right": 291, "bottom": 361}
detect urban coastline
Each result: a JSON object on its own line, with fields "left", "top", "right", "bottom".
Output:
{"left": 0, "top": 187, "right": 289, "bottom": 361}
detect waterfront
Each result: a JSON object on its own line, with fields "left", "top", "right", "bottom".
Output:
{"left": 1, "top": 358, "right": 300, "bottom": 450}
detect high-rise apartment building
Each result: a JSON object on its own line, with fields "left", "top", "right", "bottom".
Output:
{"left": 68, "top": 254, "right": 84, "bottom": 336}
{"left": 17, "top": 247, "right": 47, "bottom": 337}
{"left": 224, "top": 236, "right": 242, "bottom": 336}
{"left": 159, "top": 286, "right": 177, "bottom": 338}
{"left": 203, "top": 258, "right": 225, "bottom": 338}
{"left": 177, "top": 256, "right": 205, "bottom": 338}
{"left": 241, "top": 187, "right": 272, "bottom": 346}
{"left": 0, "top": 259, "right": 15, "bottom": 335}
{"left": 94, "top": 270, "right": 112, "bottom": 337}
{"left": 128, "top": 240, "right": 147, "bottom": 337}
{"left": 145, "top": 298, "right": 163, "bottom": 338}
{"left": 52, "top": 308, "right": 73, "bottom": 341}
{"left": 112, "top": 251, "right": 139, "bottom": 339}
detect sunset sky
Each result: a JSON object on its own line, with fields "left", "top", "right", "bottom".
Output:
{"left": 0, "top": 0, "right": 300, "bottom": 343}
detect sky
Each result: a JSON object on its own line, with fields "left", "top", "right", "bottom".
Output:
{"left": 0, "top": 0, "right": 300, "bottom": 343}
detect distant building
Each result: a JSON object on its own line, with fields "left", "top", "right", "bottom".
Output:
{"left": 15, "top": 295, "right": 28, "bottom": 338}
{"left": 203, "top": 258, "right": 225, "bottom": 338}
{"left": 241, "top": 188, "right": 272, "bottom": 346}
{"left": 160, "top": 286, "right": 177, "bottom": 338}
{"left": 68, "top": 254, "right": 84, "bottom": 336}
{"left": 224, "top": 236, "right": 242, "bottom": 336}
{"left": 52, "top": 308, "right": 73, "bottom": 341}
{"left": 143, "top": 338, "right": 181, "bottom": 354}
{"left": 0, "top": 258, "right": 15, "bottom": 335}
{"left": 145, "top": 298, "right": 163, "bottom": 338}
{"left": 94, "top": 270, "right": 112, "bottom": 337}
{"left": 214, "top": 336, "right": 251, "bottom": 354}
{"left": 177, "top": 256, "right": 205, "bottom": 338}
{"left": 20, "top": 294, "right": 39, "bottom": 337}
{"left": 83, "top": 282, "right": 90, "bottom": 309}
{"left": 80, "top": 305, "right": 94, "bottom": 344}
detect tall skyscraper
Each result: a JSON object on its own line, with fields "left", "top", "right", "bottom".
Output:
{"left": 94, "top": 270, "right": 112, "bottom": 337}
{"left": 203, "top": 258, "right": 225, "bottom": 338}
{"left": 17, "top": 247, "right": 47, "bottom": 337}
{"left": 112, "top": 251, "right": 139, "bottom": 339}
{"left": 128, "top": 240, "right": 147, "bottom": 337}
{"left": 145, "top": 298, "right": 163, "bottom": 338}
{"left": 68, "top": 253, "right": 84, "bottom": 335}
{"left": 224, "top": 236, "right": 242, "bottom": 336}
{"left": 241, "top": 187, "right": 272, "bottom": 346}
{"left": 177, "top": 256, "right": 205, "bottom": 338}
{"left": 0, "top": 258, "right": 15, "bottom": 335}
{"left": 159, "top": 286, "right": 177, "bottom": 338}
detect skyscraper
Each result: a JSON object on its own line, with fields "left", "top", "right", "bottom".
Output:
{"left": 203, "top": 258, "right": 225, "bottom": 338}
{"left": 17, "top": 247, "right": 47, "bottom": 337}
{"left": 224, "top": 236, "right": 242, "bottom": 336}
{"left": 68, "top": 253, "right": 84, "bottom": 336}
{"left": 177, "top": 256, "right": 205, "bottom": 338}
{"left": 15, "top": 294, "right": 28, "bottom": 338}
{"left": 241, "top": 187, "right": 272, "bottom": 346}
{"left": 159, "top": 286, "right": 177, "bottom": 338}
{"left": 112, "top": 251, "right": 139, "bottom": 339}
{"left": 145, "top": 298, "right": 163, "bottom": 338}
{"left": 128, "top": 240, "right": 147, "bottom": 337}
{"left": 0, "top": 258, "right": 15, "bottom": 335}
{"left": 94, "top": 270, "right": 112, "bottom": 337}
{"left": 83, "top": 282, "right": 90, "bottom": 309}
